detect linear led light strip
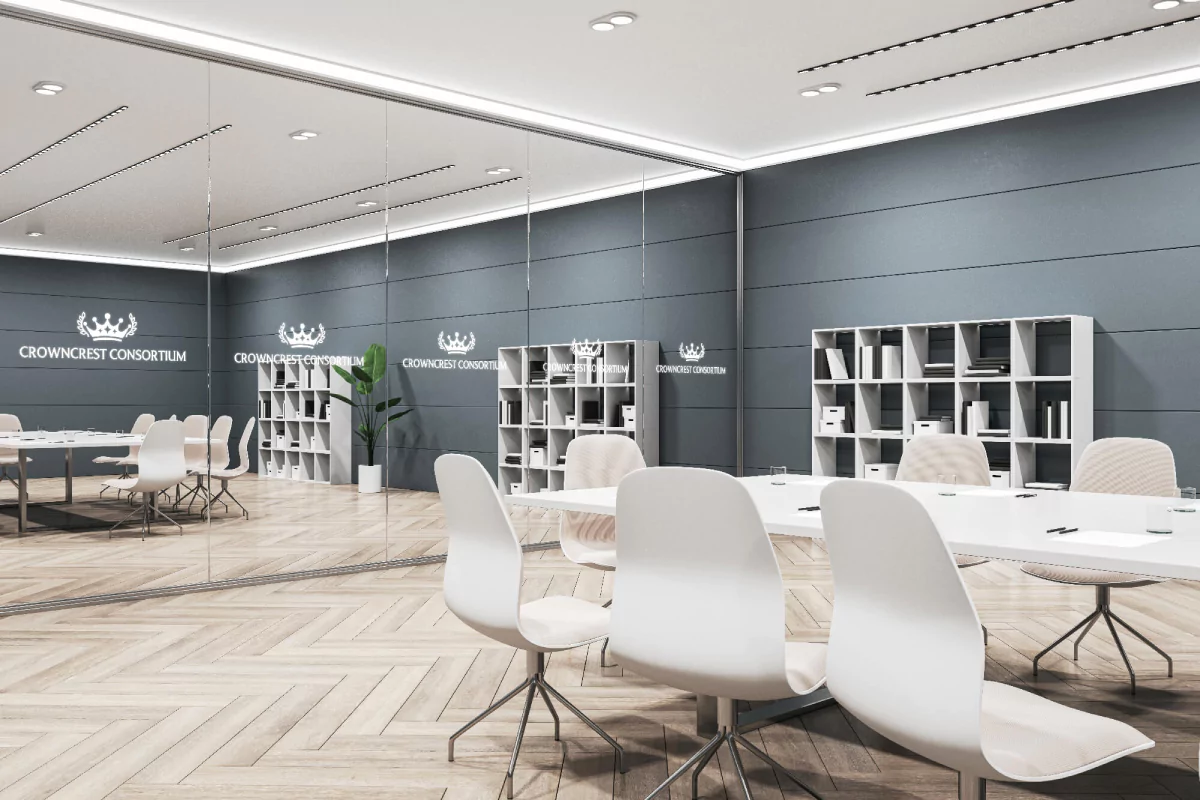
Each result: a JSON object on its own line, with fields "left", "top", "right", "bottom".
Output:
{"left": 871, "top": 15, "right": 1200, "bottom": 96}
{"left": 0, "top": 106, "right": 129, "bottom": 179}
{"left": 219, "top": 175, "right": 523, "bottom": 250}
{"left": 0, "top": 125, "right": 232, "bottom": 226}
{"left": 796, "top": 0, "right": 1075, "bottom": 75}
{"left": 163, "top": 163, "right": 455, "bottom": 244}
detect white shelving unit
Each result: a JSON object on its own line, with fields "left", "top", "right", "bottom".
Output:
{"left": 811, "top": 315, "right": 1093, "bottom": 488}
{"left": 256, "top": 360, "right": 352, "bottom": 485}
{"left": 497, "top": 340, "right": 659, "bottom": 496}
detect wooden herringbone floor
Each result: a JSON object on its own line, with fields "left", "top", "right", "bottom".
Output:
{"left": 0, "top": 491, "right": 1198, "bottom": 799}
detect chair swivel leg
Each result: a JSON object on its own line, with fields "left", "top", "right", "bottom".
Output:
{"left": 959, "top": 774, "right": 986, "bottom": 800}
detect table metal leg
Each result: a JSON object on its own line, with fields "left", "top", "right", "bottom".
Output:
{"left": 697, "top": 686, "right": 837, "bottom": 735}
{"left": 17, "top": 450, "right": 28, "bottom": 534}
{"left": 65, "top": 448, "right": 73, "bottom": 504}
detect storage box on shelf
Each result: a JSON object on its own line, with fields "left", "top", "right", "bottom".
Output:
{"left": 812, "top": 316, "right": 1092, "bottom": 488}
{"left": 498, "top": 340, "right": 659, "bottom": 495}
{"left": 256, "top": 360, "right": 351, "bottom": 484}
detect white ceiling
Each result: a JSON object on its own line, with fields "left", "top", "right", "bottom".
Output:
{"left": 3, "top": 0, "right": 1200, "bottom": 270}
{"left": 37, "top": 0, "right": 1200, "bottom": 165}
{"left": 0, "top": 15, "right": 691, "bottom": 271}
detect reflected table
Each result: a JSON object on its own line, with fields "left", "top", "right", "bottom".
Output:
{"left": 508, "top": 475, "right": 1200, "bottom": 731}
{"left": 0, "top": 432, "right": 216, "bottom": 534}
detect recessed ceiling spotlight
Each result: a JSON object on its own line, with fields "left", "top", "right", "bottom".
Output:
{"left": 26, "top": 230, "right": 43, "bottom": 238}
{"left": 591, "top": 11, "right": 636, "bottom": 31}
{"left": 356, "top": 200, "right": 378, "bottom": 207}
{"left": 800, "top": 83, "right": 841, "bottom": 97}
{"left": 289, "top": 130, "right": 319, "bottom": 141}
{"left": 259, "top": 225, "right": 278, "bottom": 231}
{"left": 33, "top": 81, "right": 65, "bottom": 96}
{"left": 179, "top": 241, "right": 196, "bottom": 252}
{"left": 1152, "top": 0, "right": 1180, "bottom": 8}
{"left": 485, "top": 166, "right": 513, "bottom": 175}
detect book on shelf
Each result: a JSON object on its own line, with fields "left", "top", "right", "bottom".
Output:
{"left": 922, "top": 362, "right": 955, "bottom": 378}
{"left": 581, "top": 400, "right": 602, "bottom": 426}
{"left": 528, "top": 360, "right": 548, "bottom": 384}
{"left": 881, "top": 345, "right": 902, "bottom": 379}
{"left": 825, "top": 349, "right": 849, "bottom": 380}
{"left": 499, "top": 400, "right": 523, "bottom": 426}
{"left": 503, "top": 454, "right": 522, "bottom": 465}
{"left": 978, "top": 428, "right": 1010, "bottom": 437}
{"left": 962, "top": 400, "right": 989, "bottom": 437}
{"left": 859, "top": 346, "right": 878, "bottom": 380}
{"left": 871, "top": 426, "right": 903, "bottom": 436}
{"left": 1026, "top": 481, "right": 1069, "bottom": 491}
{"left": 1040, "top": 399, "right": 1070, "bottom": 439}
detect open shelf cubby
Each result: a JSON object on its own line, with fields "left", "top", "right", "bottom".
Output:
{"left": 812, "top": 315, "right": 1093, "bottom": 488}
{"left": 256, "top": 360, "right": 352, "bottom": 485}
{"left": 497, "top": 340, "right": 659, "bottom": 495}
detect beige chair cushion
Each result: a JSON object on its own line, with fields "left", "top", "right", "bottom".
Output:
{"left": 1020, "top": 562, "right": 1161, "bottom": 588}
{"left": 1072, "top": 438, "right": 1177, "bottom": 497}
{"left": 956, "top": 554, "right": 989, "bottom": 568}
{"left": 896, "top": 434, "right": 991, "bottom": 486}
{"left": 519, "top": 596, "right": 609, "bottom": 650}
{"left": 981, "top": 681, "right": 1153, "bottom": 780}
{"left": 784, "top": 641, "right": 827, "bottom": 695}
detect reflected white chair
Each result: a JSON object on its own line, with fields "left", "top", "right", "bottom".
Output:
{"left": 435, "top": 454, "right": 627, "bottom": 798}
{"left": 204, "top": 417, "right": 255, "bottom": 519}
{"left": 106, "top": 420, "right": 188, "bottom": 539}
{"left": 612, "top": 467, "right": 827, "bottom": 800}
{"left": 822, "top": 479, "right": 1154, "bottom": 800}
{"left": 559, "top": 434, "right": 646, "bottom": 666}
{"left": 177, "top": 414, "right": 231, "bottom": 513}
{"left": 95, "top": 413, "right": 154, "bottom": 497}
{"left": 0, "top": 414, "right": 28, "bottom": 490}
{"left": 1023, "top": 437, "right": 1177, "bottom": 693}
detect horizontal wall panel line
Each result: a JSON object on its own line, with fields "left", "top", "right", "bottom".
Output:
{"left": 388, "top": 258, "right": 528, "bottom": 283}
{"left": 529, "top": 290, "right": 735, "bottom": 315}
{"left": 745, "top": 158, "right": 1200, "bottom": 233}
{"left": 222, "top": 280, "right": 388, "bottom": 308}
{"left": 0, "top": 291, "right": 209, "bottom": 307}
{"left": 385, "top": 445, "right": 495, "bottom": 454}
{"left": 746, "top": 243, "right": 1200, "bottom": 293}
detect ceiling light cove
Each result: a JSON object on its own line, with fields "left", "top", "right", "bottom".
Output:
{"left": 289, "top": 130, "right": 318, "bottom": 141}
{"left": 32, "top": 81, "right": 65, "bottom": 96}
{"left": 800, "top": 83, "right": 840, "bottom": 97}
{"left": 591, "top": 11, "right": 637, "bottom": 31}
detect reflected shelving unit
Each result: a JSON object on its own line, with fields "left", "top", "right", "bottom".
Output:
{"left": 256, "top": 361, "right": 351, "bottom": 484}
{"left": 811, "top": 315, "right": 1093, "bottom": 488}
{"left": 497, "top": 340, "right": 659, "bottom": 496}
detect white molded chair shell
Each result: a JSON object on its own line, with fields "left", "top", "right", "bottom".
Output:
{"left": 208, "top": 415, "right": 233, "bottom": 472}
{"left": 611, "top": 467, "right": 825, "bottom": 702}
{"left": 560, "top": 434, "right": 646, "bottom": 570}
{"left": 821, "top": 479, "right": 1153, "bottom": 783}
{"left": 896, "top": 434, "right": 990, "bottom": 486}
{"left": 0, "top": 414, "right": 25, "bottom": 465}
{"left": 182, "top": 415, "right": 209, "bottom": 471}
{"left": 104, "top": 420, "right": 188, "bottom": 495}
{"left": 212, "top": 417, "right": 255, "bottom": 480}
{"left": 98, "top": 413, "right": 154, "bottom": 466}
{"left": 435, "top": 454, "right": 608, "bottom": 654}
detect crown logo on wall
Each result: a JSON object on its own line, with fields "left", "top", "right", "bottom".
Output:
{"left": 438, "top": 331, "right": 476, "bottom": 355}
{"left": 680, "top": 342, "right": 705, "bottom": 362}
{"left": 77, "top": 312, "right": 137, "bottom": 342}
{"left": 570, "top": 339, "right": 603, "bottom": 359}
{"left": 278, "top": 322, "right": 326, "bottom": 349}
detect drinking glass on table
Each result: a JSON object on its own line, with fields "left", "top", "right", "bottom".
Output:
{"left": 770, "top": 466, "right": 788, "bottom": 485}
{"left": 1172, "top": 487, "right": 1197, "bottom": 513}
{"left": 937, "top": 473, "right": 958, "bottom": 496}
{"left": 1147, "top": 499, "right": 1174, "bottom": 534}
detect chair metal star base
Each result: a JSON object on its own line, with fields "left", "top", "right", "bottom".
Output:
{"left": 109, "top": 496, "right": 183, "bottom": 540}
{"left": 203, "top": 483, "right": 247, "bottom": 519}
{"left": 99, "top": 465, "right": 132, "bottom": 497}
{"left": 448, "top": 652, "right": 626, "bottom": 799}
{"left": 646, "top": 699, "right": 822, "bottom": 800}
{"left": 1033, "top": 585, "right": 1173, "bottom": 694}
{"left": 0, "top": 465, "right": 19, "bottom": 490}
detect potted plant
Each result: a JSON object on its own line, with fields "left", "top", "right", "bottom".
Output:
{"left": 331, "top": 343, "right": 409, "bottom": 493}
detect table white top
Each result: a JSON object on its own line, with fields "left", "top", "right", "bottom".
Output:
{"left": 508, "top": 475, "right": 1200, "bottom": 583}
{"left": 0, "top": 432, "right": 214, "bottom": 449}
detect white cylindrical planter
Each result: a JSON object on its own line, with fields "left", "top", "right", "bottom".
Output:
{"left": 358, "top": 464, "right": 382, "bottom": 494}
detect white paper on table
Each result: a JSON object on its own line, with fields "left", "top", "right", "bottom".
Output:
{"left": 1056, "top": 530, "right": 1168, "bottom": 548}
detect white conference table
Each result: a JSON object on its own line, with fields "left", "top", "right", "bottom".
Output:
{"left": 508, "top": 474, "right": 1200, "bottom": 732}
{"left": 0, "top": 431, "right": 216, "bottom": 534}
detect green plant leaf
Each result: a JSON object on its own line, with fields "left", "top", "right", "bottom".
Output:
{"left": 375, "top": 397, "right": 403, "bottom": 412}
{"left": 332, "top": 365, "right": 355, "bottom": 386}
{"left": 351, "top": 365, "right": 373, "bottom": 385}
{"left": 329, "top": 392, "right": 354, "bottom": 406}
{"left": 388, "top": 410, "right": 411, "bottom": 422}
{"left": 364, "top": 343, "right": 387, "bottom": 383}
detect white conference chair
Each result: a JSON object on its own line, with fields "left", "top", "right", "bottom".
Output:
{"left": 95, "top": 413, "right": 154, "bottom": 497}
{"left": 435, "top": 454, "right": 627, "bottom": 798}
{"left": 559, "top": 434, "right": 646, "bottom": 666}
{"left": 204, "top": 417, "right": 255, "bottom": 519}
{"left": 106, "top": 419, "right": 188, "bottom": 539}
{"left": 822, "top": 479, "right": 1153, "bottom": 800}
{"left": 1023, "top": 437, "right": 1177, "bottom": 693}
{"left": 0, "top": 414, "right": 28, "bottom": 490}
{"left": 177, "top": 414, "right": 231, "bottom": 513}
{"left": 612, "top": 467, "right": 827, "bottom": 800}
